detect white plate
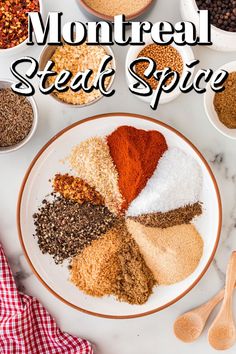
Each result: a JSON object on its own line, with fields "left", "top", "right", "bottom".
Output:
{"left": 17, "top": 113, "right": 221, "bottom": 319}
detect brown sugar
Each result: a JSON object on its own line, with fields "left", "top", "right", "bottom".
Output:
{"left": 126, "top": 220, "right": 203, "bottom": 285}
{"left": 70, "top": 223, "right": 155, "bottom": 304}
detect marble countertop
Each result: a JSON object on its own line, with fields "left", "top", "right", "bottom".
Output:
{"left": 0, "top": 0, "right": 236, "bottom": 353}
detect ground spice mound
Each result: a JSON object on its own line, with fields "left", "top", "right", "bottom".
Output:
{"left": 127, "top": 148, "right": 202, "bottom": 216}
{"left": 107, "top": 126, "right": 167, "bottom": 210}
{"left": 129, "top": 203, "right": 202, "bottom": 228}
{"left": 71, "top": 223, "right": 155, "bottom": 304}
{"left": 0, "top": 88, "right": 33, "bottom": 147}
{"left": 83, "top": 0, "right": 151, "bottom": 17}
{"left": 69, "top": 137, "right": 124, "bottom": 214}
{"left": 33, "top": 196, "right": 117, "bottom": 264}
{"left": 214, "top": 72, "right": 236, "bottom": 129}
{"left": 53, "top": 173, "right": 104, "bottom": 205}
{"left": 136, "top": 44, "right": 183, "bottom": 90}
{"left": 126, "top": 220, "right": 203, "bottom": 285}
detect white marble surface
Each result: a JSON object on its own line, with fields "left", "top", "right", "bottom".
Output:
{"left": 0, "top": 0, "right": 236, "bottom": 353}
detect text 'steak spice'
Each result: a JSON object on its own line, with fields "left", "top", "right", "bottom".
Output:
{"left": 53, "top": 173, "right": 104, "bottom": 205}
{"left": 127, "top": 220, "right": 203, "bottom": 285}
{"left": 0, "top": 0, "right": 40, "bottom": 49}
{"left": 135, "top": 44, "right": 184, "bottom": 89}
{"left": 71, "top": 223, "right": 155, "bottom": 304}
{"left": 69, "top": 136, "right": 124, "bottom": 214}
{"left": 33, "top": 196, "right": 117, "bottom": 264}
{"left": 214, "top": 72, "right": 236, "bottom": 129}
{"left": 83, "top": 0, "right": 152, "bottom": 17}
{"left": 107, "top": 126, "right": 167, "bottom": 210}
{"left": 0, "top": 88, "right": 33, "bottom": 147}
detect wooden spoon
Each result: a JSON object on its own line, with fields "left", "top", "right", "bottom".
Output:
{"left": 208, "top": 251, "right": 236, "bottom": 350}
{"left": 174, "top": 289, "right": 224, "bottom": 342}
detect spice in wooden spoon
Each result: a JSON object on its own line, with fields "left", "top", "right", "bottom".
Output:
{"left": 208, "top": 251, "right": 236, "bottom": 350}
{"left": 174, "top": 289, "right": 224, "bottom": 343}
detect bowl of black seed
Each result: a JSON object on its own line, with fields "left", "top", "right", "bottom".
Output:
{"left": 180, "top": 0, "right": 236, "bottom": 51}
{"left": 0, "top": 79, "right": 38, "bottom": 153}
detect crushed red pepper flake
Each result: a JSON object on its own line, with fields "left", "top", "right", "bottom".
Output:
{"left": 0, "top": 0, "right": 40, "bottom": 49}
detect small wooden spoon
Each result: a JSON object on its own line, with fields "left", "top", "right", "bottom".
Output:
{"left": 174, "top": 289, "right": 224, "bottom": 342}
{"left": 208, "top": 251, "right": 236, "bottom": 350}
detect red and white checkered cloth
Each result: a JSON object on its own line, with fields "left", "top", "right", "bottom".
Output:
{"left": 0, "top": 243, "right": 94, "bottom": 354}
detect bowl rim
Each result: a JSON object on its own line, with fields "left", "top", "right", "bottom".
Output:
{"left": 204, "top": 61, "right": 236, "bottom": 140}
{"left": 38, "top": 42, "right": 116, "bottom": 107}
{"left": 0, "top": 79, "right": 38, "bottom": 153}
{"left": 0, "top": 0, "right": 44, "bottom": 54}
{"left": 17, "top": 112, "right": 222, "bottom": 319}
{"left": 79, "top": 0, "right": 154, "bottom": 21}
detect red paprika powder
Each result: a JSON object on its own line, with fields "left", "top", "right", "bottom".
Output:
{"left": 107, "top": 126, "right": 168, "bottom": 210}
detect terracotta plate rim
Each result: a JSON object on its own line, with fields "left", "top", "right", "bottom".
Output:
{"left": 17, "top": 112, "right": 222, "bottom": 319}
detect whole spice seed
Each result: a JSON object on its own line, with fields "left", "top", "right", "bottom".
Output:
{"left": 0, "top": 0, "right": 40, "bottom": 49}
{"left": 83, "top": 0, "right": 152, "bottom": 17}
{"left": 33, "top": 196, "right": 118, "bottom": 264}
{"left": 71, "top": 223, "right": 155, "bottom": 304}
{"left": 69, "top": 137, "right": 124, "bottom": 215}
{"left": 135, "top": 44, "right": 184, "bottom": 90}
{"left": 213, "top": 72, "right": 236, "bottom": 129}
{"left": 196, "top": 0, "right": 236, "bottom": 32}
{"left": 129, "top": 202, "right": 202, "bottom": 228}
{"left": 127, "top": 148, "right": 202, "bottom": 217}
{"left": 127, "top": 219, "right": 203, "bottom": 285}
{"left": 0, "top": 88, "right": 33, "bottom": 147}
{"left": 47, "top": 43, "right": 112, "bottom": 105}
{"left": 53, "top": 173, "right": 104, "bottom": 205}
{"left": 107, "top": 126, "right": 167, "bottom": 210}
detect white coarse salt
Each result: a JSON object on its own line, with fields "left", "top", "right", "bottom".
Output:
{"left": 127, "top": 147, "right": 203, "bottom": 217}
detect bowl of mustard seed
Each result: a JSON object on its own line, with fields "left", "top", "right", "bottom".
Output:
{"left": 204, "top": 61, "right": 236, "bottom": 140}
{"left": 0, "top": 79, "right": 38, "bottom": 153}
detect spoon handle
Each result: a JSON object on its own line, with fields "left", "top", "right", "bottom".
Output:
{"left": 197, "top": 289, "right": 224, "bottom": 319}
{"left": 223, "top": 251, "right": 236, "bottom": 308}
{"left": 222, "top": 251, "right": 236, "bottom": 310}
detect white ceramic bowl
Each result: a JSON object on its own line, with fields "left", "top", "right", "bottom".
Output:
{"left": 0, "top": 0, "right": 44, "bottom": 57}
{"left": 18, "top": 113, "right": 221, "bottom": 319}
{"left": 204, "top": 61, "right": 236, "bottom": 140}
{"left": 125, "top": 35, "right": 194, "bottom": 105}
{"left": 0, "top": 79, "right": 38, "bottom": 153}
{"left": 180, "top": 0, "right": 236, "bottom": 52}
{"left": 39, "top": 43, "right": 116, "bottom": 108}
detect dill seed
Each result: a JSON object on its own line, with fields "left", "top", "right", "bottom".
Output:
{"left": 0, "top": 88, "right": 33, "bottom": 147}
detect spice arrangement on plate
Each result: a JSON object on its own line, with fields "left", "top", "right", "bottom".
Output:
{"left": 213, "top": 72, "right": 236, "bottom": 129}
{"left": 0, "top": 0, "right": 40, "bottom": 49}
{"left": 0, "top": 88, "right": 33, "bottom": 147}
{"left": 196, "top": 0, "right": 236, "bottom": 32}
{"left": 47, "top": 43, "right": 113, "bottom": 105}
{"left": 33, "top": 125, "right": 204, "bottom": 305}
{"left": 135, "top": 44, "right": 184, "bottom": 89}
